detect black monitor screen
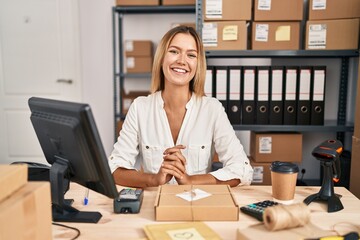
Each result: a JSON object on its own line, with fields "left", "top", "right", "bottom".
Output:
{"left": 28, "top": 97, "right": 118, "bottom": 223}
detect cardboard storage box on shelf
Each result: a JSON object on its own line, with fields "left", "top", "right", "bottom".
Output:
{"left": 306, "top": 19, "right": 360, "bottom": 50}
{"left": 203, "top": 0, "right": 252, "bottom": 21}
{"left": 202, "top": 21, "right": 248, "bottom": 51}
{"left": 254, "top": 0, "right": 303, "bottom": 21}
{"left": 250, "top": 132, "right": 303, "bottom": 163}
{"left": 122, "top": 90, "right": 150, "bottom": 115}
{"left": 308, "top": 0, "right": 360, "bottom": 20}
{"left": 0, "top": 182, "right": 52, "bottom": 240}
{"left": 0, "top": 164, "right": 28, "bottom": 203}
{"left": 125, "top": 40, "right": 153, "bottom": 57}
{"left": 126, "top": 56, "right": 153, "bottom": 73}
{"left": 155, "top": 185, "right": 239, "bottom": 221}
{"left": 116, "top": 0, "right": 159, "bottom": 6}
{"left": 162, "top": 0, "right": 195, "bottom": 5}
{"left": 250, "top": 159, "right": 271, "bottom": 185}
{"left": 252, "top": 21, "right": 300, "bottom": 50}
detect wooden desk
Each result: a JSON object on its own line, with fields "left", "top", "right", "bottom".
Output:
{"left": 53, "top": 184, "right": 360, "bottom": 240}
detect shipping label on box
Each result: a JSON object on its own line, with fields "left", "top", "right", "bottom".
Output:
{"left": 254, "top": 0, "right": 303, "bottom": 21}
{"left": 307, "top": 24, "right": 327, "bottom": 49}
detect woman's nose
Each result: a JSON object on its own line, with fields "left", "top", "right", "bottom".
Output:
{"left": 176, "top": 53, "right": 186, "bottom": 64}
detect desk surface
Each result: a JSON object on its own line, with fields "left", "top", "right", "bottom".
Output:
{"left": 52, "top": 184, "right": 360, "bottom": 240}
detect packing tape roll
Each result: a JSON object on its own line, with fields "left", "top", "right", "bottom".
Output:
{"left": 264, "top": 202, "right": 310, "bottom": 231}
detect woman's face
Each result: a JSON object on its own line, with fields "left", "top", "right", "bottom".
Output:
{"left": 162, "top": 33, "right": 198, "bottom": 88}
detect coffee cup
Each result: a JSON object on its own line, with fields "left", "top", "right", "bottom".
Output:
{"left": 270, "top": 161, "right": 299, "bottom": 203}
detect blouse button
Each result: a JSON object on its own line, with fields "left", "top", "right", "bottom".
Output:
{"left": 146, "top": 146, "right": 149, "bottom": 149}
{"left": 201, "top": 146, "right": 205, "bottom": 149}
{"left": 245, "top": 161, "right": 248, "bottom": 165}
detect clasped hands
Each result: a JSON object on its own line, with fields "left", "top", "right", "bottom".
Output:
{"left": 155, "top": 145, "right": 189, "bottom": 185}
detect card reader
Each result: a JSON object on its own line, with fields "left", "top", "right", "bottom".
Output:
{"left": 114, "top": 188, "right": 144, "bottom": 214}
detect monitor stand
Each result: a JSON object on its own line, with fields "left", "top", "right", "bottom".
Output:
{"left": 50, "top": 157, "right": 102, "bottom": 223}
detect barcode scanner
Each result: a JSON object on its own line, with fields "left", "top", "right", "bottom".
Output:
{"left": 303, "top": 139, "right": 344, "bottom": 213}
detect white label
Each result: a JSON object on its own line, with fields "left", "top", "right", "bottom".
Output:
{"left": 126, "top": 57, "right": 135, "bottom": 68}
{"left": 202, "top": 23, "right": 218, "bottom": 47}
{"left": 205, "top": 69, "right": 213, "bottom": 96}
{"left": 258, "top": 0, "right": 271, "bottom": 10}
{"left": 258, "top": 70, "right": 269, "bottom": 101}
{"left": 313, "top": 70, "right": 325, "bottom": 101}
{"left": 272, "top": 70, "right": 283, "bottom": 101}
{"left": 312, "top": 0, "right": 326, "bottom": 10}
{"left": 259, "top": 136, "right": 272, "bottom": 154}
{"left": 255, "top": 24, "right": 269, "bottom": 42}
{"left": 125, "top": 40, "right": 134, "bottom": 52}
{"left": 285, "top": 69, "right": 297, "bottom": 100}
{"left": 229, "top": 69, "right": 241, "bottom": 100}
{"left": 244, "top": 69, "right": 255, "bottom": 100}
{"left": 299, "top": 69, "right": 311, "bottom": 101}
{"left": 308, "top": 24, "right": 327, "bottom": 49}
{"left": 252, "top": 166, "right": 264, "bottom": 183}
{"left": 205, "top": 0, "right": 222, "bottom": 19}
{"left": 216, "top": 69, "right": 227, "bottom": 100}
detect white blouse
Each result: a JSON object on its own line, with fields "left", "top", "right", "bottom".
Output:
{"left": 109, "top": 91, "right": 253, "bottom": 185}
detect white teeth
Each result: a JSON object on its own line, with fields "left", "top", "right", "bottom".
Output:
{"left": 173, "top": 68, "right": 186, "bottom": 73}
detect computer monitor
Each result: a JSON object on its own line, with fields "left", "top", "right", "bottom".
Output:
{"left": 28, "top": 97, "right": 118, "bottom": 223}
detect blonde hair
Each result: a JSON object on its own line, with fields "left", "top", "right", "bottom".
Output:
{"left": 150, "top": 26, "right": 206, "bottom": 96}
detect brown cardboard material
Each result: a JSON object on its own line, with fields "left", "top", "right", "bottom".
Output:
{"left": 250, "top": 160, "right": 271, "bottom": 185}
{"left": 116, "top": 0, "right": 159, "bottom": 6}
{"left": 162, "top": 0, "right": 195, "bottom": 5}
{"left": 0, "top": 182, "right": 52, "bottom": 240}
{"left": 0, "top": 164, "right": 28, "bottom": 203}
{"left": 252, "top": 21, "right": 300, "bottom": 50}
{"left": 203, "top": 0, "right": 252, "bottom": 21}
{"left": 202, "top": 21, "right": 248, "bottom": 51}
{"left": 306, "top": 19, "right": 360, "bottom": 50}
{"left": 125, "top": 40, "right": 153, "bottom": 57}
{"left": 126, "top": 56, "right": 153, "bottom": 73}
{"left": 308, "top": 0, "right": 360, "bottom": 20}
{"left": 250, "top": 132, "right": 303, "bottom": 163}
{"left": 254, "top": 0, "right": 303, "bottom": 21}
{"left": 122, "top": 90, "right": 150, "bottom": 115}
{"left": 155, "top": 185, "right": 239, "bottom": 221}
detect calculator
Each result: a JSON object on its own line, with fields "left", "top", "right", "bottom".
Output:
{"left": 240, "top": 200, "right": 279, "bottom": 221}
{"left": 114, "top": 188, "right": 144, "bottom": 214}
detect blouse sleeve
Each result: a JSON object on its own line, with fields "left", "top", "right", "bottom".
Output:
{"left": 209, "top": 101, "right": 254, "bottom": 186}
{"left": 108, "top": 99, "right": 140, "bottom": 173}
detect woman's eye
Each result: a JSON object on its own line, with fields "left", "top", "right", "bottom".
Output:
{"left": 188, "top": 54, "right": 197, "bottom": 59}
{"left": 169, "top": 49, "right": 178, "bottom": 54}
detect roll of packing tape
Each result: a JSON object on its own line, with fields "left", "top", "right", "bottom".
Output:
{"left": 264, "top": 203, "right": 310, "bottom": 231}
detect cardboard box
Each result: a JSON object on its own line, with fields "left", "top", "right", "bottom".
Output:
{"left": 306, "top": 19, "right": 360, "bottom": 50}
{"left": 203, "top": 0, "right": 252, "bottom": 21}
{"left": 308, "top": 0, "right": 360, "bottom": 20}
{"left": 0, "top": 164, "right": 28, "bottom": 203}
{"left": 116, "top": 0, "right": 159, "bottom": 6}
{"left": 0, "top": 182, "right": 52, "bottom": 240}
{"left": 125, "top": 40, "right": 153, "bottom": 57}
{"left": 122, "top": 90, "right": 150, "bottom": 115}
{"left": 252, "top": 21, "right": 300, "bottom": 50}
{"left": 155, "top": 185, "right": 239, "bottom": 221}
{"left": 254, "top": 0, "right": 303, "bottom": 21}
{"left": 202, "top": 21, "right": 248, "bottom": 51}
{"left": 250, "top": 132, "right": 303, "bottom": 163}
{"left": 126, "top": 56, "right": 153, "bottom": 73}
{"left": 250, "top": 159, "right": 271, "bottom": 185}
{"left": 162, "top": 0, "right": 195, "bottom": 5}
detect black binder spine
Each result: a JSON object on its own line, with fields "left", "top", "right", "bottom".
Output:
{"left": 242, "top": 66, "right": 256, "bottom": 124}
{"left": 297, "top": 66, "right": 312, "bottom": 125}
{"left": 269, "top": 66, "right": 284, "bottom": 125}
{"left": 256, "top": 66, "right": 270, "bottom": 125}
{"left": 215, "top": 66, "right": 228, "bottom": 112}
{"left": 228, "top": 66, "right": 242, "bottom": 124}
{"left": 310, "top": 66, "right": 326, "bottom": 125}
{"left": 283, "top": 66, "right": 298, "bottom": 125}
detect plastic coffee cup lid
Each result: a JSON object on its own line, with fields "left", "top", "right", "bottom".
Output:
{"left": 270, "top": 161, "right": 299, "bottom": 174}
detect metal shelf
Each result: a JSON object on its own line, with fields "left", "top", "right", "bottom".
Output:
{"left": 120, "top": 73, "right": 152, "bottom": 78}
{"left": 205, "top": 50, "right": 360, "bottom": 58}
{"left": 114, "top": 5, "right": 195, "bottom": 14}
{"left": 232, "top": 121, "right": 354, "bottom": 132}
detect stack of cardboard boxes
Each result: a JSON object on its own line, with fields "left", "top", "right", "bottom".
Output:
{"left": 125, "top": 40, "right": 153, "bottom": 74}
{"left": 252, "top": 0, "right": 303, "bottom": 50}
{"left": 306, "top": 0, "right": 360, "bottom": 50}
{"left": 202, "top": 0, "right": 251, "bottom": 51}
{"left": 249, "top": 132, "right": 303, "bottom": 185}
{"left": 0, "top": 165, "right": 52, "bottom": 240}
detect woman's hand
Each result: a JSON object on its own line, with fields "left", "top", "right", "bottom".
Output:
{"left": 160, "top": 145, "right": 188, "bottom": 183}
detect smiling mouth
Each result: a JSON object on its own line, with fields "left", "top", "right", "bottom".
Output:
{"left": 172, "top": 67, "right": 188, "bottom": 73}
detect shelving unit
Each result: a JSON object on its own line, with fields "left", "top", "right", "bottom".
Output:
{"left": 112, "top": 5, "right": 196, "bottom": 140}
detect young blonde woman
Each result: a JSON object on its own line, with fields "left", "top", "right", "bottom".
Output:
{"left": 109, "top": 26, "right": 253, "bottom": 188}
